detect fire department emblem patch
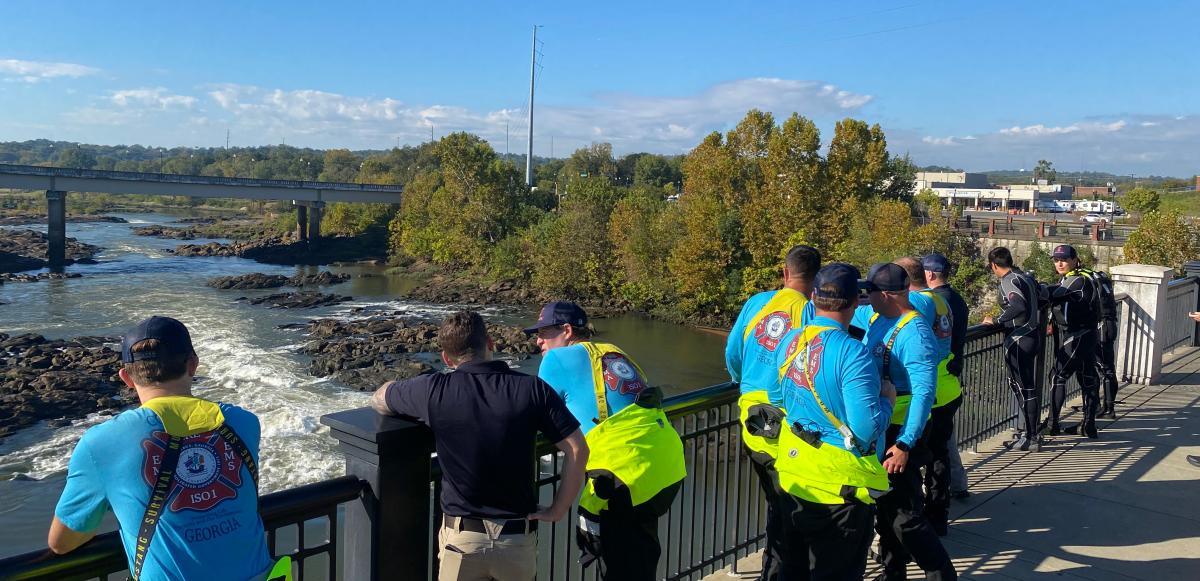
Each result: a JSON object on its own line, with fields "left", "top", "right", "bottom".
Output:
{"left": 784, "top": 335, "right": 824, "bottom": 390}
{"left": 754, "top": 312, "right": 791, "bottom": 351}
{"left": 142, "top": 430, "right": 245, "bottom": 512}
{"left": 601, "top": 352, "right": 646, "bottom": 396}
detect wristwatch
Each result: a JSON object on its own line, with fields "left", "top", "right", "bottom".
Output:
{"left": 894, "top": 441, "right": 911, "bottom": 453}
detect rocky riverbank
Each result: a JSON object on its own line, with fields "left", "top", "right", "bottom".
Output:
{"left": 172, "top": 234, "right": 388, "bottom": 266}
{"left": 405, "top": 270, "right": 631, "bottom": 317}
{"left": 0, "top": 333, "right": 127, "bottom": 438}
{"left": 133, "top": 218, "right": 287, "bottom": 241}
{"left": 0, "top": 214, "right": 128, "bottom": 226}
{"left": 296, "top": 315, "right": 538, "bottom": 391}
{"left": 0, "top": 229, "right": 101, "bottom": 273}
{"left": 207, "top": 271, "right": 350, "bottom": 290}
{"left": 0, "top": 272, "right": 82, "bottom": 283}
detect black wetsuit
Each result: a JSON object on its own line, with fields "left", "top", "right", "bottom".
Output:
{"left": 1047, "top": 269, "right": 1102, "bottom": 434}
{"left": 923, "top": 284, "right": 969, "bottom": 534}
{"left": 1081, "top": 269, "right": 1120, "bottom": 414}
{"left": 995, "top": 268, "right": 1043, "bottom": 439}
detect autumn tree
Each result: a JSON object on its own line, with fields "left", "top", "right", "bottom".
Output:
{"left": 1125, "top": 210, "right": 1197, "bottom": 273}
{"left": 1122, "top": 187, "right": 1161, "bottom": 215}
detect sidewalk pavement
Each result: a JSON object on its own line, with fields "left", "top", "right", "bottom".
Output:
{"left": 705, "top": 347, "right": 1200, "bottom": 580}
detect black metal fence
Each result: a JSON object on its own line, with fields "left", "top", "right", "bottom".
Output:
{"left": 0, "top": 475, "right": 363, "bottom": 581}
{"left": 0, "top": 312, "right": 1133, "bottom": 580}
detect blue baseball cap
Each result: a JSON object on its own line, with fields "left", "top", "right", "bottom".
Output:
{"left": 922, "top": 253, "right": 951, "bottom": 274}
{"left": 812, "top": 263, "right": 864, "bottom": 304}
{"left": 1051, "top": 244, "right": 1078, "bottom": 260}
{"left": 121, "top": 316, "right": 196, "bottom": 363}
{"left": 523, "top": 301, "right": 588, "bottom": 335}
{"left": 862, "top": 262, "right": 909, "bottom": 292}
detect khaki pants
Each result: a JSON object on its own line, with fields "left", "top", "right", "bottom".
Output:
{"left": 438, "top": 517, "right": 537, "bottom": 581}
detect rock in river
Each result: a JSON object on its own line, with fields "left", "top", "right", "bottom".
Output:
{"left": 238, "top": 291, "right": 353, "bottom": 309}
{"left": 0, "top": 333, "right": 127, "bottom": 438}
{"left": 298, "top": 315, "right": 538, "bottom": 391}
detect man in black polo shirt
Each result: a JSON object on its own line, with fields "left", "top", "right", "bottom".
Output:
{"left": 371, "top": 310, "right": 589, "bottom": 581}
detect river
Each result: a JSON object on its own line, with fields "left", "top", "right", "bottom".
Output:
{"left": 0, "top": 212, "right": 729, "bottom": 557}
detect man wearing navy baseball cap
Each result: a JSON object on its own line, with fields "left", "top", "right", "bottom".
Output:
{"left": 49, "top": 316, "right": 281, "bottom": 580}
{"left": 771, "top": 263, "right": 895, "bottom": 579}
{"left": 529, "top": 301, "right": 685, "bottom": 580}
{"left": 855, "top": 263, "right": 957, "bottom": 580}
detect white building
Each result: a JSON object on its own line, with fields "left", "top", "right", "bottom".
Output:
{"left": 914, "top": 172, "right": 1074, "bottom": 212}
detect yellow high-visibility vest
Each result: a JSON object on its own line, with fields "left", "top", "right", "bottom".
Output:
{"left": 915, "top": 290, "right": 963, "bottom": 408}
{"left": 870, "top": 310, "right": 922, "bottom": 425}
{"left": 772, "top": 327, "right": 890, "bottom": 505}
{"left": 736, "top": 288, "right": 808, "bottom": 456}
{"left": 576, "top": 342, "right": 686, "bottom": 515}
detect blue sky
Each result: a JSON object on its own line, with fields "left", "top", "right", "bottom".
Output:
{"left": 1, "top": 0, "right": 1198, "bottom": 176}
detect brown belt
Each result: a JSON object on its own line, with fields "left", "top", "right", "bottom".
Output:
{"left": 444, "top": 514, "right": 536, "bottom": 535}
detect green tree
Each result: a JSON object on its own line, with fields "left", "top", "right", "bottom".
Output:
{"left": 528, "top": 179, "right": 621, "bottom": 298}
{"left": 608, "top": 190, "right": 680, "bottom": 306}
{"left": 56, "top": 147, "right": 96, "bottom": 169}
{"left": 913, "top": 187, "right": 943, "bottom": 219}
{"left": 632, "top": 154, "right": 680, "bottom": 189}
{"left": 1034, "top": 159, "right": 1056, "bottom": 183}
{"left": 1125, "top": 210, "right": 1197, "bottom": 273}
{"left": 318, "top": 149, "right": 363, "bottom": 183}
{"left": 743, "top": 113, "right": 822, "bottom": 267}
{"left": 561, "top": 143, "right": 618, "bottom": 183}
{"left": 1122, "top": 187, "right": 1161, "bottom": 214}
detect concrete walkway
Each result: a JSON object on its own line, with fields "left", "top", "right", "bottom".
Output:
{"left": 705, "top": 347, "right": 1200, "bottom": 580}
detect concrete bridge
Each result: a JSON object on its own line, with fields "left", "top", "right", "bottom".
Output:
{"left": 0, "top": 163, "right": 404, "bottom": 264}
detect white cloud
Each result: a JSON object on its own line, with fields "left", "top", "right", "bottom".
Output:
{"left": 202, "top": 78, "right": 872, "bottom": 153}
{"left": 0, "top": 58, "right": 99, "bottom": 83}
{"left": 898, "top": 115, "right": 1200, "bottom": 176}
{"left": 111, "top": 87, "right": 196, "bottom": 110}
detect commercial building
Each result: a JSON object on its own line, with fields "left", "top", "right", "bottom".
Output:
{"left": 914, "top": 171, "right": 1074, "bottom": 212}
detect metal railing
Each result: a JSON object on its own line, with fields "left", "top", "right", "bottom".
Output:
{"left": 0, "top": 163, "right": 404, "bottom": 193}
{"left": 0, "top": 475, "right": 364, "bottom": 581}
{"left": 0, "top": 306, "right": 1145, "bottom": 580}
{"left": 1164, "top": 276, "right": 1199, "bottom": 352}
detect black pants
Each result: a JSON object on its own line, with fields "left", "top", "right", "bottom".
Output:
{"left": 1004, "top": 335, "right": 1041, "bottom": 438}
{"left": 923, "top": 395, "right": 962, "bottom": 531}
{"left": 1051, "top": 329, "right": 1100, "bottom": 428}
{"left": 875, "top": 425, "right": 956, "bottom": 581}
{"left": 577, "top": 483, "right": 679, "bottom": 581}
{"left": 776, "top": 493, "right": 874, "bottom": 581}
{"left": 747, "top": 446, "right": 783, "bottom": 581}
{"left": 1097, "top": 319, "right": 1119, "bottom": 410}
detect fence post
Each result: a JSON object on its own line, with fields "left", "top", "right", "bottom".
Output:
{"left": 322, "top": 407, "right": 435, "bottom": 581}
{"left": 988, "top": 219, "right": 996, "bottom": 236}
{"left": 1038, "top": 222, "right": 1046, "bottom": 238}
{"left": 1110, "top": 265, "right": 1174, "bottom": 384}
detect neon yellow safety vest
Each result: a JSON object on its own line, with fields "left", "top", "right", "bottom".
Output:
{"left": 915, "top": 290, "right": 963, "bottom": 408}
{"left": 869, "top": 310, "right": 923, "bottom": 425}
{"left": 736, "top": 288, "right": 809, "bottom": 457}
{"left": 772, "top": 327, "right": 890, "bottom": 505}
{"left": 576, "top": 342, "right": 686, "bottom": 516}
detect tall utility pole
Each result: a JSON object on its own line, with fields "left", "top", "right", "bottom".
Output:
{"left": 525, "top": 25, "right": 539, "bottom": 186}
{"left": 506, "top": 122, "right": 510, "bottom": 157}
{"left": 225, "top": 129, "right": 230, "bottom": 149}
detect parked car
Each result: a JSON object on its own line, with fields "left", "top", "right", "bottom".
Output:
{"left": 1081, "top": 213, "right": 1108, "bottom": 224}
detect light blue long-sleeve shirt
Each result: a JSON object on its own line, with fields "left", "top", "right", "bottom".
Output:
{"left": 726, "top": 289, "right": 809, "bottom": 394}
{"left": 858, "top": 305, "right": 938, "bottom": 448}
{"left": 775, "top": 316, "right": 893, "bottom": 458}
{"left": 910, "top": 289, "right": 953, "bottom": 362}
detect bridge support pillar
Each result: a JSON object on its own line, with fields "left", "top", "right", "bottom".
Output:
{"left": 295, "top": 203, "right": 309, "bottom": 242}
{"left": 307, "top": 201, "right": 323, "bottom": 251}
{"left": 46, "top": 190, "right": 67, "bottom": 269}
{"left": 322, "top": 408, "right": 433, "bottom": 581}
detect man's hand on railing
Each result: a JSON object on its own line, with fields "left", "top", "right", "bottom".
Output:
{"left": 982, "top": 315, "right": 994, "bottom": 326}
{"left": 530, "top": 428, "right": 588, "bottom": 523}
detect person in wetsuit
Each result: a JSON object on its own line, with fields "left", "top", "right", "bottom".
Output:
{"left": 1044, "top": 244, "right": 1102, "bottom": 439}
{"left": 983, "top": 247, "right": 1043, "bottom": 451}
